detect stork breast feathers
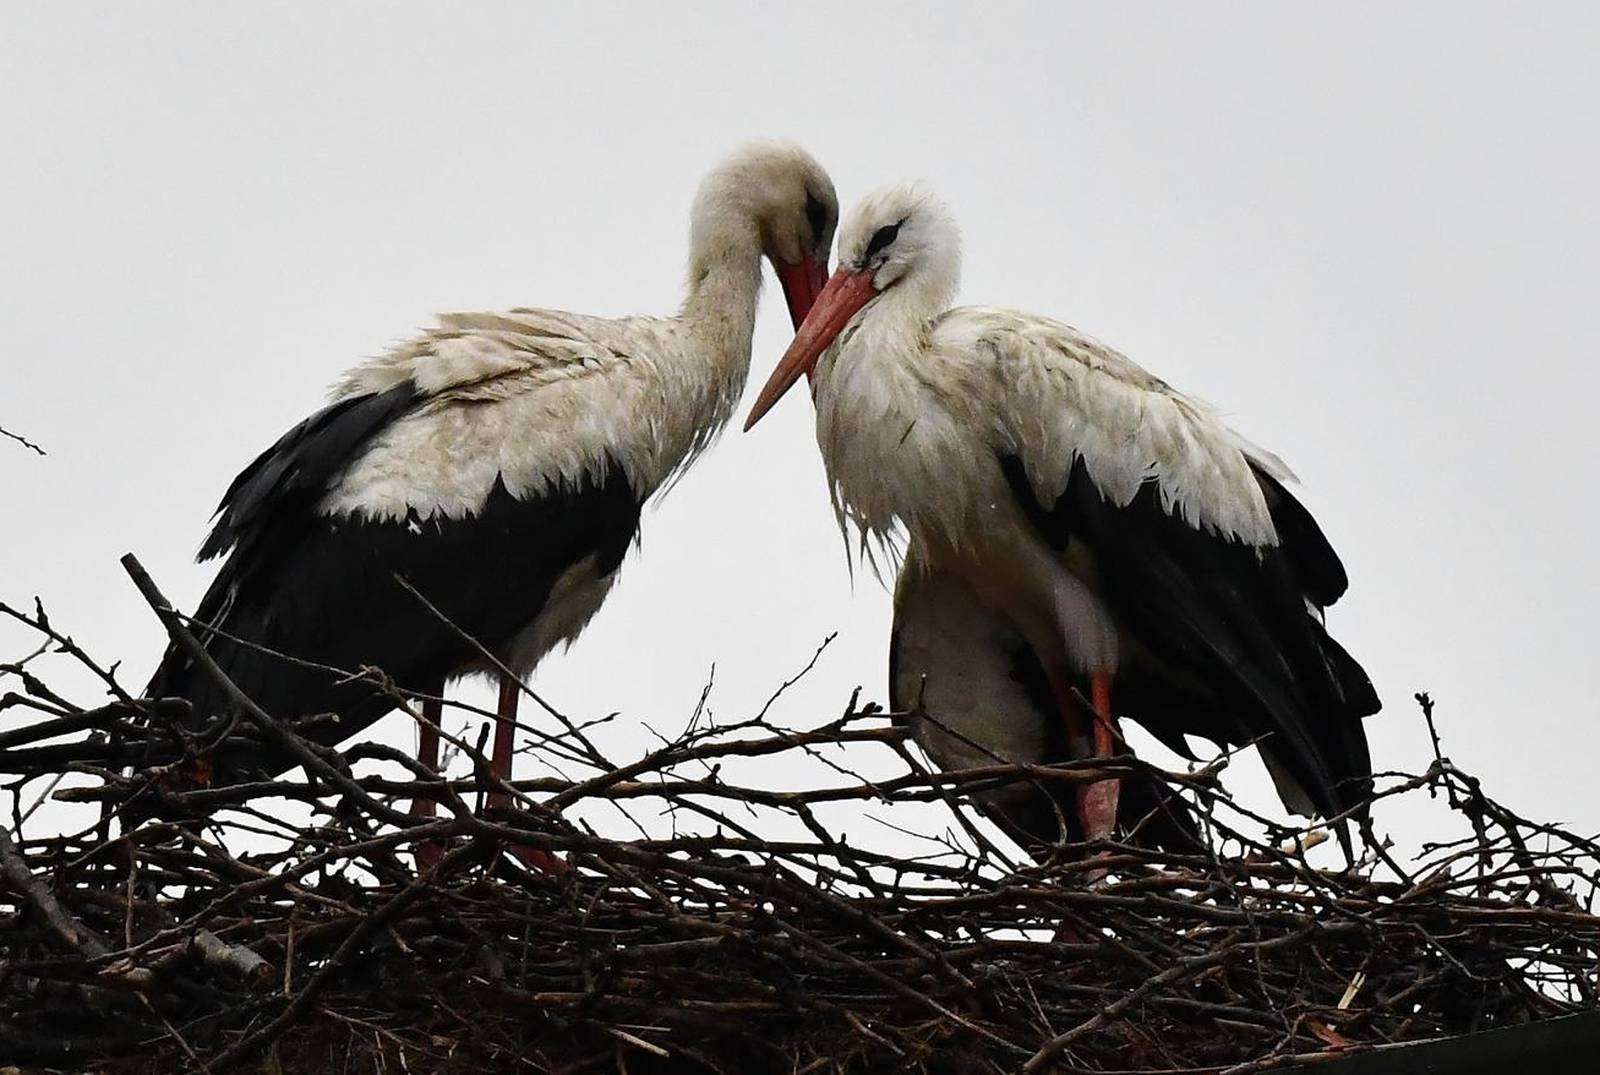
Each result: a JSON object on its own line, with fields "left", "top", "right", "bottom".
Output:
{"left": 954, "top": 309, "right": 1282, "bottom": 548}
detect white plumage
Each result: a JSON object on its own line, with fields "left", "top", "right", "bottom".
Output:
{"left": 747, "top": 181, "right": 1378, "bottom": 853}
{"left": 149, "top": 144, "right": 839, "bottom": 867}
{"left": 328, "top": 149, "right": 836, "bottom": 528}
{"left": 324, "top": 311, "right": 730, "bottom": 522}
{"left": 806, "top": 185, "right": 1280, "bottom": 565}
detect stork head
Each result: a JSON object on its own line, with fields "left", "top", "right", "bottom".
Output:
{"left": 744, "top": 182, "right": 960, "bottom": 431}
{"left": 690, "top": 142, "right": 838, "bottom": 329}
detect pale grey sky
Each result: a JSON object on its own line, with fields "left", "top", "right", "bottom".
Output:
{"left": 3, "top": 4, "right": 1597, "bottom": 855}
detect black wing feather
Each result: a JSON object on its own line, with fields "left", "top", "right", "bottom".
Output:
{"left": 1251, "top": 465, "right": 1348, "bottom": 608}
{"left": 199, "top": 385, "right": 418, "bottom": 561}
{"left": 149, "top": 386, "right": 641, "bottom": 780}
{"left": 999, "top": 454, "right": 1378, "bottom": 836}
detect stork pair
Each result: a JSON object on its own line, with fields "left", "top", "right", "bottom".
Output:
{"left": 148, "top": 143, "right": 1377, "bottom": 866}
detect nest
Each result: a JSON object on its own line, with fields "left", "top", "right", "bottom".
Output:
{"left": 2, "top": 558, "right": 1598, "bottom": 1074}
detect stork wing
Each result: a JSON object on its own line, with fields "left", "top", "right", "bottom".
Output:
{"left": 199, "top": 384, "right": 419, "bottom": 562}
{"left": 332, "top": 309, "right": 670, "bottom": 400}
{"left": 148, "top": 314, "right": 652, "bottom": 775}
{"left": 962, "top": 308, "right": 1280, "bottom": 546}
{"left": 951, "top": 310, "right": 1379, "bottom": 832}
{"left": 199, "top": 307, "right": 639, "bottom": 563}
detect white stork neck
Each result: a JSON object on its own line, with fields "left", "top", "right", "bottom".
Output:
{"left": 814, "top": 298, "right": 963, "bottom": 564}
{"left": 594, "top": 218, "right": 763, "bottom": 496}
{"left": 681, "top": 225, "right": 763, "bottom": 356}
{"left": 667, "top": 212, "right": 766, "bottom": 436}
{"left": 875, "top": 250, "right": 959, "bottom": 330}
{"left": 672, "top": 220, "right": 764, "bottom": 425}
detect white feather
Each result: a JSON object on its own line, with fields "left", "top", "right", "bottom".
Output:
{"left": 810, "top": 182, "right": 1295, "bottom": 678}
{"left": 969, "top": 308, "right": 1281, "bottom": 547}
{"left": 318, "top": 142, "right": 838, "bottom": 531}
{"left": 319, "top": 308, "right": 736, "bottom": 523}
{"left": 893, "top": 558, "right": 1049, "bottom": 772}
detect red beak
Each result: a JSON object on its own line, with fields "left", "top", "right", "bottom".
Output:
{"left": 774, "top": 255, "right": 830, "bottom": 331}
{"left": 744, "top": 268, "right": 878, "bottom": 432}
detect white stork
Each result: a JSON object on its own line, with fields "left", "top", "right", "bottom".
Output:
{"left": 147, "top": 143, "right": 838, "bottom": 863}
{"left": 745, "top": 183, "right": 1379, "bottom": 853}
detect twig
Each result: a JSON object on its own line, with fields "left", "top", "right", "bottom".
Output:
{"left": 0, "top": 422, "right": 46, "bottom": 456}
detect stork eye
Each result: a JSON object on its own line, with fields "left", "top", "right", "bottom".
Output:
{"left": 864, "top": 221, "right": 901, "bottom": 259}
{"left": 804, "top": 193, "right": 829, "bottom": 244}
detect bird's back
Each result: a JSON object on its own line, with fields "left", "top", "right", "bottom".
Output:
{"left": 146, "top": 314, "right": 664, "bottom": 778}
{"left": 848, "top": 304, "right": 1378, "bottom": 838}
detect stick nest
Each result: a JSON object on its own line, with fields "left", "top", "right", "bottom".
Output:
{"left": 2, "top": 581, "right": 1598, "bottom": 1074}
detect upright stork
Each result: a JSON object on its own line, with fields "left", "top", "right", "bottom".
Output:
{"left": 746, "top": 182, "right": 1378, "bottom": 852}
{"left": 147, "top": 143, "right": 838, "bottom": 856}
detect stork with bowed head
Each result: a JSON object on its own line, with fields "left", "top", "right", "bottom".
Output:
{"left": 745, "top": 183, "right": 1379, "bottom": 855}
{"left": 147, "top": 143, "right": 838, "bottom": 869}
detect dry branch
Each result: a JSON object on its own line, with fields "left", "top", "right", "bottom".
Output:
{"left": 0, "top": 421, "right": 46, "bottom": 456}
{"left": 1, "top": 566, "right": 1598, "bottom": 1073}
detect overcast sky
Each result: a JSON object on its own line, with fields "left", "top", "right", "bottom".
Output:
{"left": 3, "top": 5, "right": 1597, "bottom": 858}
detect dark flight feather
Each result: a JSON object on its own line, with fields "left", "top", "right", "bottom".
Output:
{"left": 148, "top": 388, "right": 641, "bottom": 780}
{"left": 199, "top": 385, "right": 419, "bottom": 562}
{"left": 998, "top": 453, "right": 1378, "bottom": 847}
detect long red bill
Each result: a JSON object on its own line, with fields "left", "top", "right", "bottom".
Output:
{"left": 744, "top": 268, "right": 877, "bottom": 431}
{"left": 774, "top": 255, "right": 830, "bottom": 331}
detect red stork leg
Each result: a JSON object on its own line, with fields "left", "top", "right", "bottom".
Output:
{"left": 489, "top": 673, "right": 564, "bottom": 874}
{"left": 487, "top": 674, "right": 519, "bottom": 812}
{"left": 412, "top": 688, "right": 445, "bottom": 872}
{"left": 1076, "top": 671, "right": 1121, "bottom": 843}
{"left": 1040, "top": 660, "right": 1120, "bottom": 844}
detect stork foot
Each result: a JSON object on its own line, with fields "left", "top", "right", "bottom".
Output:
{"left": 413, "top": 835, "right": 569, "bottom": 878}
{"left": 415, "top": 840, "right": 445, "bottom": 873}
{"left": 1076, "top": 777, "right": 1121, "bottom": 844}
{"left": 502, "top": 843, "right": 569, "bottom": 875}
